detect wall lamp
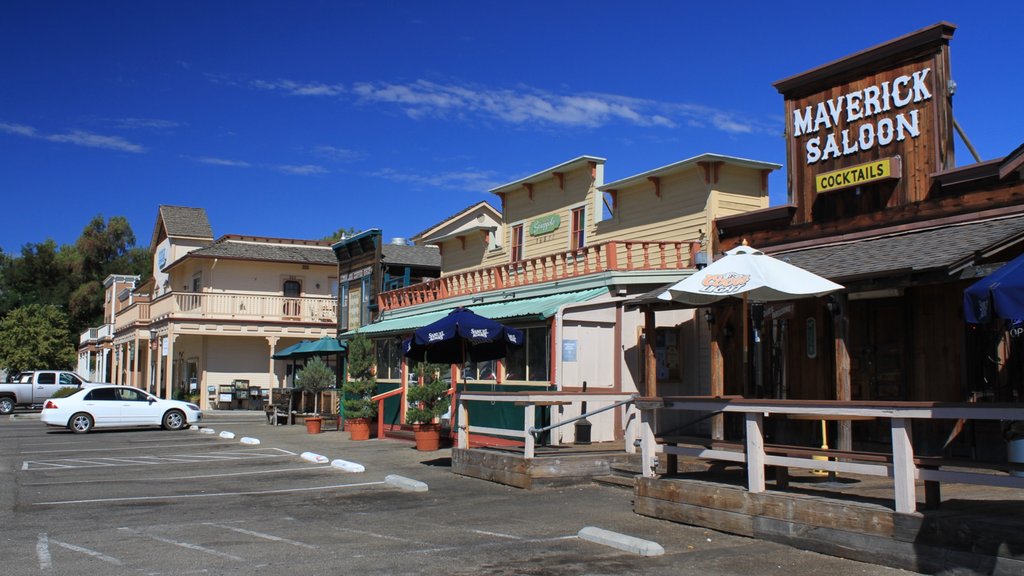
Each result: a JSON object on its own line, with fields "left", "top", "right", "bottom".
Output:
{"left": 704, "top": 309, "right": 715, "bottom": 327}
{"left": 825, "top": 295, "right": 841, "bottom": 316}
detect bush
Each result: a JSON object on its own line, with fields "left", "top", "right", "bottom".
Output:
{"left": 406, "top": 362, "right": 450, "bottom": 425}
{"left": 342, "top": 333, "right": 377, "bottom": 420}
{"left": 296, "top": 357, "right": 335, "bottom": 413}
{"left": 51, "top": 386, "right": 80, "bottom": 399}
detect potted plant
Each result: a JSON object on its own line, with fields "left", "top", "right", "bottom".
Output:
{"left": 343, "top": 332, "right": 377, "bottom": 440}
{"left": 405, "top": 362, "right": 450, "bottom": 451}
{"left": 296, "top": 356, "right": 335, "bottom": 434}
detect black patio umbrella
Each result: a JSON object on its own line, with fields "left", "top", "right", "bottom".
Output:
{"left": 403, "top": 307, "right": 524, "bottom": 365}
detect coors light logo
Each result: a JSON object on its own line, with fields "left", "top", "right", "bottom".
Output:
{"left": 700, "top": 272, "right": 751, "bottom": 295}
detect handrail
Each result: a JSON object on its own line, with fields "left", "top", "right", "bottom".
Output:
{"left": 528, "top": 394, "right": 637, "bottom": 439}
{"left": 372, "top": 386, "right": 405, "bottom": 439}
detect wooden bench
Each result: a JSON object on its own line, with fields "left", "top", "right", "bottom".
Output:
{"left": 319, "top": 413, "right": 340, "bottom": 431}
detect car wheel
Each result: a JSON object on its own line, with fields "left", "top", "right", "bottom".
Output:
{"left": 162, "top": 410, "right": 186, "bottom": 430}
{"left": 0, "top": 397, "right": 14, "bottom": 415}
{"left": 69, "top": 412, "right": 93, "bottom": 433}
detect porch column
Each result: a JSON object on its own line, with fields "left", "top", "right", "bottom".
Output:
{"left": 891, "top": 418, "right": 917, "bottom": 513}
{"left": 164, "top": 333, "right": 176, "bottom": 399}
{"left": 639, "top": 407, "right": 658, "bottom": 478}
{"left": 267, "top": 336, "right": 279, "bottom": 389}
{"left": 709, "top": 310, "right": 724, "bottom": 440}
{"left": 832, "top": 295, "right": 852, "bottom": 451}
{"left": 153, "top": 338, "right": 162, "bottom": 397}
{"left": 744, "top": 412, "right": 766, "bottom": 493}
{"left": 643, "top": 309, "right": 656, "bottom": 397}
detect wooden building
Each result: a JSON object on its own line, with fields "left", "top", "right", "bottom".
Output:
{"left": 702, "top": 22, "right": 1024, "bottom": 456}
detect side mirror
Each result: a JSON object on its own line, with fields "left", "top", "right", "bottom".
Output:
{"left": 149, "top": 398, "right": 157, "bottom": 404}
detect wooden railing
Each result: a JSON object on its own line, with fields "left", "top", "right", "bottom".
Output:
{"left": 637, "top": 397, "right": 1024, "bottom": 514}
{"left": 456, "top": 391, "right": 638, "bottom": 458}
{"left": 79, "top": 323, "right": 114, "bottom": 344}
{"left": 114, "top": 302, "right": 150, "bottom": 331}
{"left": 147, "top": 292, "right": 338, "bottom": 324}
{"left": 380, "top": 239, "right": 696, "bottom": 312}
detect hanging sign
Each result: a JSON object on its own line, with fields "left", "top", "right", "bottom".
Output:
{"left": 815, "top": 156, "right": 902, "bottom": 193}
{"left": 529, "top": 214, "right": 561, "bottom": 236}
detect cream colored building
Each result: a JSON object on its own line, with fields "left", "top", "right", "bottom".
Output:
{"left": 102, "top": 206, "right": 338, "bottom": 409}
{"left": 360, "top": 153, "right": 779, "bottom": 444}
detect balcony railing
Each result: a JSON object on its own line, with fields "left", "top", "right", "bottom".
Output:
{"left": 79, "top": 323, "right": 114, "bottom": 344}
{"left": 379, "top": 239, "right": 697, "bottom": 312}
{"left": 114, "top": 302, "right": 150, "bottom": 331}
{"left": 149, "top": 291, "right": 338, "bottom": 324}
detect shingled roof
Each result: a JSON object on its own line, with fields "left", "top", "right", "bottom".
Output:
{"left": 159, "top": 206, "right": 213, "bottom": 240}
{"left": 772, "top": 213, "right": 1024, "bottom": 282}
{"left": 382, "top": 243, "right": 441, "bottom": 268}
{"left": 180, "top": 235, "right": 337, "bottom": 266}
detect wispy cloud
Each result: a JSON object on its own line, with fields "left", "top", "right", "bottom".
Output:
{"left": 110, "top": 117, "right": 182, "bottom": 130}
{"left": 277, "top": 164, "right": 328, "bottom": 175}
{"left": 207, "top": 73, "right": 344, "bottom": 97}
{"left": 196, "top": 156, "right": 251, "bottom": 168}
{"left": 0, "top": 121, "right": 146, "bottom": 152}
{"left": 313, "top": 145, "right": 363, "bottom": 162}
{"left": 371, "top": 167, "right": 502, "bottom": 192}
{"left": 352, "top": 80, "right": 682, "bottom": 129}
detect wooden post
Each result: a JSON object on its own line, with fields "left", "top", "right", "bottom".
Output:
{"left": 709, "top": 313, "right": 724, "bottom": 440}
{"left": 640, "top": 407, "right": 657, "bottom": 478}
{"left": 891, "top": 417, "right": 917, "bottom": 513}
{"left": 524, "top": 403, "right": 536, "bottom": 459}
{"left": 744, "top": 412, "right": 766, "bottom": 493}
{"left": 457, "top": 399, "right": 468, "bottom": 448}
{"left": 833, "top": 295, "right": 852, "bottom": 451}
{"left": 644, "top": 309, "right": 656, "bottom": 397}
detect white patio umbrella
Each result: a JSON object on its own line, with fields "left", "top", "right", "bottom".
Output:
{"left": 656, "top": 243, "right": 843, "bottom": 397}
{"left": 656, "top": 244, "right": 843, "bottom": 305}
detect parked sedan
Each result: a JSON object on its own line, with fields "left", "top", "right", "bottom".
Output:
{"left": 41, "top": 385, "right": 202, "bottom": 433}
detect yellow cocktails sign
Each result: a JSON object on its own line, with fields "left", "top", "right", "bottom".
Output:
{"left": 815, "top": 156, "right": 901, "bottom": 193}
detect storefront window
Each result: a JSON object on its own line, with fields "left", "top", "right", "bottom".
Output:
{"left": 504, "top": 326, "right": 550, "bottom": 382}
{"left": 655, "top": 328, "right": 681, "bottom": 382}
{"left": 374, "top": 338, "right": 402, "bottom": 380}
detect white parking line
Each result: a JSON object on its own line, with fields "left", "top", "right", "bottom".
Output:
{"left": 37, "top": 533, "right": 52, "bottom": 571}
{"left": 21, "top": 442, "right": 230, "bottom": 455}
{"left": 23, "top": 447, "right": 296, "bottom": 470}
{"left": 35, "top": 481, "right": 388, "bottom": 505}
{"left": 22, "top": 466, "right": 329, "bottom": 486}
{"left": 51, "top": 538, "right": 123, "bottom": 565}
{"left": 203, "top": 523, "right": 317, "bottom": 550}
{"left": 118, "top": 527, "right": 243, "bottom": 562}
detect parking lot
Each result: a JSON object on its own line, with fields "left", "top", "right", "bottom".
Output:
{"left": 0, "top": 411, "right": 912, "bottom": 575}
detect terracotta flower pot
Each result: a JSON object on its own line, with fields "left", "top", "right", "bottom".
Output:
{"left": 349, "top": 418, "right": 371, "bottom": 441}
{"left": 304, "top": 417, "right": 322, "bottom": 434}
{"left": 413, "top": 423, "right": 440, "bottom": 451}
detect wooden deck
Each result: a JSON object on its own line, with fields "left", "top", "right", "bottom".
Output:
{"left": 452, "top": 442, "right": 632, "bottom": 490}
{"left": 636, "top": 463, "right": 1024, "bottom": 574}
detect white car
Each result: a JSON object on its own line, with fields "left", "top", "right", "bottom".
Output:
{"left": 41, "top": 385, "right": 202, "bottom": 433}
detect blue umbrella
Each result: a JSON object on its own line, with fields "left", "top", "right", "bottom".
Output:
{"left": 403, "top": 307, "right": 524, "bottom": 364}
{"left": 964, "top": 253, "right": 1024, "bottom": 324}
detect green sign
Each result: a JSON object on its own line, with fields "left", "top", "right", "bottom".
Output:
{"left": 529, "top": 214, "right": 561, "bottom": 236}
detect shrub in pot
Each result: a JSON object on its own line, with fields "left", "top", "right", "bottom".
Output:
{"left": 297, "top": 357, "right": 336, "bottom": 434}
{"left": 406, "top": 362, "right": 450, "bottom": 451}
{"left": 343, "top": 332, "right": 377, "bottom": 440}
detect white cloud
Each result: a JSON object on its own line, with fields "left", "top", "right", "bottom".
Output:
{"left": 278, "top": 164, "right": 328, "bottom": 175}
{"left": 313, "top": 145, "right": 363, "bottom": 162}
{"left": 372, "top": 167, "right": 501, "bottom": 192}
{"left": 1, "top": 121, "right": 146, "bottom": 153}
{"left": 249, "top": 78, "right": 345, "bottom": 97}
{"left": 111, "top": 117, "right": 181, "bottom": 130}
{"left": 197, "top": 156, "right": 251, "bottom": 167}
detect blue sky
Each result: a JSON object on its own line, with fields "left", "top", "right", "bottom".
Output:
{"left": 1, "top": 1, "right": 1020, "bottom": 254}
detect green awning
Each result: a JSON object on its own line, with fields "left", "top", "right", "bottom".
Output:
{"left": 342, "top": 288, "right": 606, "bottom": 339}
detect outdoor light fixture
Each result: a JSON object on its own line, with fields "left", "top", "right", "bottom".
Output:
{"left": 825, "top": 295, "right": 841, "bottom": 316}
{"left": 704, "top": 309, "right": 715, "bottom": 326}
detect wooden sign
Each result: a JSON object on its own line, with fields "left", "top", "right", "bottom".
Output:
{"left": 815, "top": 157, "right": 902, "bottom": 193}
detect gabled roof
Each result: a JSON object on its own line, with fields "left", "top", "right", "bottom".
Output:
{"left": 151, "top": 205, "right": 213, "bottom": 248}
{"left": 169, "top": 235, "right": 336, "bottom": 269}
{"left": 600, "top": 153, "right": 780, "bottom": 192}
{"left": 382, "top": 244, "right": 440, "bottom": 269}
{"left": 1000, "top": 143, "right": 1024, "bottom": 181}
{"left": 412, "top": 201, "right": 501, "bottom": 244}
{"left": 489, "top": 155, "right": 605, "bottom": 196}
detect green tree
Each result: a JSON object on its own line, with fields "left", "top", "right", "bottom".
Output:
{"left": 296, "top": 356, "right": 336, "bottom": 413}
{"left": 0, "top": 304, "right": 76, "bottom": 373}
{"left": 322, "top": 226, "right": 361, "bottom": 243}
{"left": 406, "top": 362, "right": 450, "bottom": 425}
{"left": 342, "top": 332, "right": 377, "bottom": 419}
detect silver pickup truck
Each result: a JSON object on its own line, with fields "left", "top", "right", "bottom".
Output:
{"left": 0, "top": 370, "right": 103, "bottom": 414}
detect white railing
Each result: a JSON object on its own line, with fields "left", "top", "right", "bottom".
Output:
{"left": 79, "top": 323, "right": 113, "bottom": 344}
{"left": 638, "top": 397, "right": 1024, "bottom": 514}
{"left": 149, "top": 291, "right": 337, "bottom": 324}
{"left": 456, "top": 391, "right": 637, "bottom": 458}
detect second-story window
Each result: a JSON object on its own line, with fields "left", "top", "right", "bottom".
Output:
{"left": 570, "top": 206, "right": 586, "bottom": 251}
{"left": 510, "top": 224, "right": 524, "bottom": 262}
{"left": 283, "top": 280, "right": 301, "bottom": 317}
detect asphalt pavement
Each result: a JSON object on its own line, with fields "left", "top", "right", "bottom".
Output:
{"left": 0, "top": 409, "right": 918, "bottom": 575}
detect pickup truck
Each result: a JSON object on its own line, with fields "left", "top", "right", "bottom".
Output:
{"left": 0, "top": 370, "right": 103, "bottom": 414}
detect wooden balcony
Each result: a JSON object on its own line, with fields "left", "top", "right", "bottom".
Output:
{"left": 148, "top": 291, "right": 338, "bottom": 324}
{"left": 114, "top": 302, "right": 150, "bottom": 332}
{"left": 379, "top": 239, "right": 697, "bottom": 312}
{"left": 79, "top": 323, "right": 113, "bottom": 344}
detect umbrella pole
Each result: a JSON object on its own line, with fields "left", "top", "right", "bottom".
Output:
{"left": 742, "top": 293, "right": 750, "bottom": 398}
